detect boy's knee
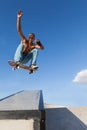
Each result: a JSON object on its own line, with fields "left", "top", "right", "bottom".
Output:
{"left": 33, "top": 49, "right": 38, "bottom": 54}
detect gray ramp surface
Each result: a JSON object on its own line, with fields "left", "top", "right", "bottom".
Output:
{"left": 46, "top": 107, "right": 87, "bottom": 130}
{"left": 0, "top": 90, "right": 44, "bottom": 110}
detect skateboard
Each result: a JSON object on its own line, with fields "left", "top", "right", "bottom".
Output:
{"left": 8, "top": 60, "right": 38, "bottom": 74}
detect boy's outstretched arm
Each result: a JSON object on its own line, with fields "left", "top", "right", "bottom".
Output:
{"left": 17, "top": 11, "right": 26, "bottom": 42}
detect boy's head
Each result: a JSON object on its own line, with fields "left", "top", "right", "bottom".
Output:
{"left": 28, "top": 33, "right": 35, "bottom": 42}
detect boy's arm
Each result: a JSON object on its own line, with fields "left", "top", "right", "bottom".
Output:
{"left": 17, "top": 11, "right": 26, "bottom": 42}
{"left": 35, "top": 39, "right": 44, "bottom": 50}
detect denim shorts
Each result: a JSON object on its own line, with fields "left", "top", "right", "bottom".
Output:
{"left": 14, "top": 42, "right": 38, "bottom": 65}
{"left": 14, "top": 42, "right": 26, "bottom": 63}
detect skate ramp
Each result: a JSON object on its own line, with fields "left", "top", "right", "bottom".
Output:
{"left": 0, "top": 90, "right": 44, "bottom": 110}
{"left": 0, "top": 90, "right": 45, "bottom": 130}
{"left": 46, "top": 107, "right": 87, "bottom": 130}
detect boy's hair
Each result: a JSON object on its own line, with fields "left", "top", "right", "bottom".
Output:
{"left": 29, "top": 33, "right": 35, "bottom": 38}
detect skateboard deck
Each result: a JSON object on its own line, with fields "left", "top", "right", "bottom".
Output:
{"left": 8, "top": 60, "right": 38, "bottom": 74}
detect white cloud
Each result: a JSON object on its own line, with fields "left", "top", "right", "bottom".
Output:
{"left": 73, "top": 69, "right": 87, "bottom": 84}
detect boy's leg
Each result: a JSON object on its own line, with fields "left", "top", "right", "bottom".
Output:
{"left": 30, "top": 49, "right": 38, "bottom": 66}
{"left": 14, "top": 46, "right": 38, "bottom": 71}
{"left": 13, "top": 43, "right": 25, "bottom": 70}
{"left": 14, "top": 43, "right": 25, "bottom": 63}
{"left": 21, "top": 49, "right": 38, "bottom": 67}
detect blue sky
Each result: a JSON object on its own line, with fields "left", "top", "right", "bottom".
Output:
{"left": 0, "top": 0, "right": 87, "bottom": 106}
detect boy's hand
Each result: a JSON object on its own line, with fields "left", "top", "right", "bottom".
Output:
{"left": 35, "top": 39, "right": 44, "bottom": 50}
{"left": 17, "top": 10, "right": 23, "bottom": 18}
{"left": 35, "top": 39, "right": 40, "bottom": 43}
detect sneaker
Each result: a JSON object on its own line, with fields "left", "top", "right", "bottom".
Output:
{"left": 29, "top": 65, "right": 39, "bottom": 74}
{"left": 30, "top": 64, "right": 38, "bottom": 70}
{"left": 12, "top": 62, "right": 20, "bottom": 71}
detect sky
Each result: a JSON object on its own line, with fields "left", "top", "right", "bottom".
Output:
{"left": 0, "top": 0, "right": 87, "bottom": 106}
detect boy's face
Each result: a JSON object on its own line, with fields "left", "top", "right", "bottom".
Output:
{"left": 28, "top": 34, "right": 35, "bottom": 42}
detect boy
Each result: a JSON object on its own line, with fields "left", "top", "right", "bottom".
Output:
{"left": 14, "top": 11, "right": 44, "bottom": 73}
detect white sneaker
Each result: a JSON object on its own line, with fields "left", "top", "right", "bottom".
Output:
{"left": 30, "top": 65, "right": 38, "bottom": 70}
{"left": 12, "top": 63, "right": 20, "bottom": 71}
{"left": 29, "top": 65, "right": 38, "bottom": 74}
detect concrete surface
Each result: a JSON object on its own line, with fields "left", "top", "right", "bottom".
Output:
{"left": 1, "top": 90, "right": 87, "bottom": 130}
{"left": 45, "top": 104, "right": 87, "bottom": 130}
{"left": 0, "top": 119, "right": 34, "bottom": 130}
{"left": 0, "top": 90, "right": 44, "bottom": 110}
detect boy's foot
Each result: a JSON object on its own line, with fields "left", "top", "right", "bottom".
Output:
{"left": 12, "top": 62, "right": 20, "bottom": 71}
{"left": 30, "top": 64, "right": 38, "bottom": 70}
{"left": 29, "top": 65, "right": 39, "bottom": 74}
